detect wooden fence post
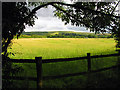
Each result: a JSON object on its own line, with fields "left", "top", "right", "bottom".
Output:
{"left": 87, "top": 53, "right": 91, "bottom": 87}
{"left": 87, "top": 53, "right": 91, "bottom": 72}
{"left": 35, "top": 57, "right": 42, "bottom": 89}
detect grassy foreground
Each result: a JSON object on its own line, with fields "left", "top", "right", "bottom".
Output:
{"left": 8, "top": 38, "right": 120, "bottom": 88}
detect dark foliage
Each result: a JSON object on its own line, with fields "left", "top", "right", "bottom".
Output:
{"left": 2, "top": 2, "right": 37, "bottom": 88}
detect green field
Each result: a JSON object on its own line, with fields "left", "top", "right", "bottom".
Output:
{"left": 9, "top": 38, "right": 116, "bottom": 59}
{"left": 8, "top": 38, "right": 120, "bottom": 88}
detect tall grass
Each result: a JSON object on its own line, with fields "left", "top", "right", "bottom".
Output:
{"left": 9, "top": 38, "right": 116, "bottom": 59}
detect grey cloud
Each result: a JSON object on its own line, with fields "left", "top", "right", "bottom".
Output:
{"left": 36, "top": 6, "right": 54, "bottom": 17}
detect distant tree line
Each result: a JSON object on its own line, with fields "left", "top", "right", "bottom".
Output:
{"left": 47, "top": 33, "right": 113, "bottom": 38}
{"left": 16, "top": 32, "right": 113, "bottom": 38}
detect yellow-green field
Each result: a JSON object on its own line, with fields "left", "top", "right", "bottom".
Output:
{"left": 9, "top": 38, "right": 116, "bottom": 59}
{"left": 8, "top": 38, "right": 120, "bottom": 88}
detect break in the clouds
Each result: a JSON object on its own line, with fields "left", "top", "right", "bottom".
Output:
{"left": 24, "top": 6, "right": 89, "bottom": 32}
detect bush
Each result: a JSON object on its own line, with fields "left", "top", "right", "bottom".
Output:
{"left": 2, "top": 54, "right": 24, "bottom": 88}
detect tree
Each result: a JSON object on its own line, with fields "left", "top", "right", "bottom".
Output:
{"left": 53, "top": 2, "right": 119, "bottom": 32}
{"left": 2, "top": 2, "right": 38, "bottom": 88}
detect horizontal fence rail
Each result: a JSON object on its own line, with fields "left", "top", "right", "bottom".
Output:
{"left": 42, "top": 56, "right": 87, "bottom": 63}
{"left": 43, "top": 65, "right": 120, "bottom": 80}
{"left": 3, "top": 65, "right": 120, "bottom": 80}
{"left": 9, "top": 53, "right": 119, "bottom": 63}
{"left": 5, "top": 52, "right": 120, "bottom": 89}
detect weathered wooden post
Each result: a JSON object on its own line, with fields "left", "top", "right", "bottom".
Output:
{"left": 35, "top": 57, "right": 42, "bottom": 89}
{"left": 87, "top": 53, "right": 91, "bottom": 72}
{"left": 87, "top": 53, "right": 91, "bottom": 87}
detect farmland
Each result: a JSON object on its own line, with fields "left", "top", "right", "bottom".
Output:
{"left": 8, "top": 38, "right": 120, "bottom": 88}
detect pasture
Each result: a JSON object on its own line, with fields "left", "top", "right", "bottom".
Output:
{"left": 8, "top": 38, "right": 120, "bottom": 88}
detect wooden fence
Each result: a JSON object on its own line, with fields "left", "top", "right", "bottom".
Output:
{"left": 3, "top": 52, "right": 120, "bottom": 89}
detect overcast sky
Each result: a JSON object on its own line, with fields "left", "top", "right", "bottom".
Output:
{"left": 24, "top": 5, "right": 89, "bottom": 32}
